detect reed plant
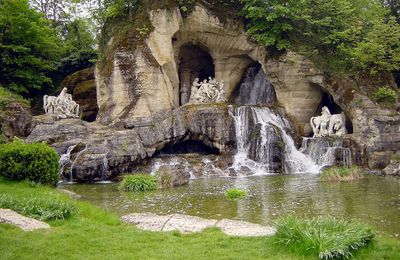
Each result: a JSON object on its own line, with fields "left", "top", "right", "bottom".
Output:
{"left": 320, "top": 166, "right": 363, "bottom": 182}
{"left": 118, "top": 174, "right": 157, "bottom": 192}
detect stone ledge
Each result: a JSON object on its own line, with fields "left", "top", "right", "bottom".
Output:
{"left": 121, "top": 213, "right": 276, "bottom": 237}
{"left": 0, "top": 209, "right": 50, "bottom": 231}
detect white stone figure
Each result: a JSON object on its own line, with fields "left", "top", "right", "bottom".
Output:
{"left": 188, "top": 77, "right": 226, "bottom": 104}
{"left": 310, "top": 106, "right": 347, "bottom": 138}
{"left": 43, "top": 87, "right": 80, "bottom": 119}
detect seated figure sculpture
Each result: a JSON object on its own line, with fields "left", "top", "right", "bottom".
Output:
{"left": 43, "top": 88, "right": 80, "bottom": 119}
{"left": 188, "top": 77, "right": 227, "bottom": 104}
{"left": 310, "top": 106, "right": 346, "bottom": 138}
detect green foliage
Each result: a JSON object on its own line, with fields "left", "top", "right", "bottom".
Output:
{"left": 275, "top": 215, "right": 375, "bottom": 259}
{"left": 0, "top": 193, "right": 77, "bottom": 221}
{"left": 156, "top": 170, "right": 174, "bottom": 189}
{"left": 320, "top": 166, "right": 364, "bottom": 182}
{"left": 374, "top": 86, "right": 398, "bottom": 104}
{"left": 0, "top": 86, "right": 30, "bottom": 110}
{"left": 0, "top": 140, "right": 60, "bottom": 185}
{"left": 119, "top": 174, "right": 157, "bottom": 192}
{"left": 225, "top": 188, "right": 247, "bottom": 199}
{"left": 0, "top": 0, "right": 62, "bottom": 95}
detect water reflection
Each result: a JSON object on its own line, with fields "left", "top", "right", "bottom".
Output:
{"left": 61, "top": 174, "right": 400, "bottom": 237}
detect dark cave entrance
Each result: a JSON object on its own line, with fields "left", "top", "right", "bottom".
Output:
{"left": 314, "top": 92, "right": 353, "bottom": 135}
{"left": 155, "top": 140, "right": 220, "bottom": 156}
{"left": 178, "top": 43, "right": 215, "bottom": 106}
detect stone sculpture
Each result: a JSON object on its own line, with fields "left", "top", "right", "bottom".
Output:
{"left": 310, "top": 106, "right": 346, "bottom": 138}
{"left": 43, "top": 88, "right": 80, "bottom": 119}
{"left": 189, "top": 77, "right": 227, "bottom": 104}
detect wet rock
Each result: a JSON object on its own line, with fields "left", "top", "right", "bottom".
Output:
{"left": 0, "top": 209, "right": 50, "bottom": 231}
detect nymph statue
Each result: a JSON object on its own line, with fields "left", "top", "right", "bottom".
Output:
{"left": 310, "top": 106, "right": 346, "bottom": 138}
{"left": 43, "top": 88, "right": 80, "bottom": 119}
{"left": 188, "top": 77, "right": 227, "bottom": 104}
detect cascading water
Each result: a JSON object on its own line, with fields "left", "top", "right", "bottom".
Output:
{"left": 301, "top": 138, "right": 352, "bottom": 168}
{"left": 230, "top": 106, "right": 320, "bottom": 175}
{"left": 59, "top": 144, "right": 77, "bottom": 178}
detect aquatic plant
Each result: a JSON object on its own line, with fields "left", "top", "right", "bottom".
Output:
{"left": 225, "top": 188, "right": 247, "bottom": 199}
{"left": 119, "top": 174, "right": 157, "bottom": 192}
{"left": 320, "top": 166, "right": 363, "bottom": 182}
{"left": 274, "top": 215, "right": 374, "bottom": 259}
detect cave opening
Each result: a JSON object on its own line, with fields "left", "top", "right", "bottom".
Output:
{"left": 178, "top": 43, "right": 215, "bottom": 106}
{"left": 155, "top": 140, "right": 220, "bottom": 156}
{"left": 314, "top": 92, "right": 353, "bottom": 135}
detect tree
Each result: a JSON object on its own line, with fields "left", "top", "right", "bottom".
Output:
{"left": 0, "top": 0, "right": 62, "bottom": 95}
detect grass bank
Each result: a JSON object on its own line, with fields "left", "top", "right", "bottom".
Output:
{"left": 0, "top": 180, "right": 399, "bottom": 259}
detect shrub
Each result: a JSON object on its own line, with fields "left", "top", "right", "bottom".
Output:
{"left": 119, "top": 174, "right": 157, "bottom": 192}
{"left": 0, "top": 140, "right": 60, "bottom": 185}
{"left": 320, "top": 166, "right": 363, "bottom": 182}
{"left": 225, "top": 188, "right": 247, "bottom": 199}
{"left": 274, "top": 216, "right": 374, "bottom": 259}
{"left": 0, "top": 193, "right": 77, "bottom": 221}
{"left": 156, "top": 170, "right": 174, "bottom": 189}
{"left": 374, "top": 86, "right": 398, "bottom": 104}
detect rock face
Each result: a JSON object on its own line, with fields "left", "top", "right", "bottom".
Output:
{"left": 28, "top": 104, "right": 235, "bottom": 182}
{"left": 61, "top": 67, "right": 98, "bottom": 122}
{"left": 0, "top": 102, "right": 32, "bottom": 140}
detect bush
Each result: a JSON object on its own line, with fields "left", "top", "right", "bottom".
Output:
{"left": 225, "top": 188, "right": 246, "bottom": 199}
{"left": 374, "top": 86, "right": 398, "bottom": 104}
{"left": 0, "top": 140, "right": 60, "bottom": 185}
{"left": 274, "top": 216, "right": 374, "bottom": 259}
{"left": 320, "top": 166, "right": 363, "bottom": 182}
{"left": 0, "top": 193, "right": 77, "bottom": 221}
{"left": 156, "top": 170, "right": 174, "bottom": 189}
{"left": 119, "top": 174, "right": 157, "bottom": 192}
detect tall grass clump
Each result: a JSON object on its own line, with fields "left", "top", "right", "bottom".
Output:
{"left": 320, "top": 166, "right": 363, "bottom": 182}
{"left": 274, "top": 216, "right": 374, "bottom": 259}
{"left": 0, "top": 193, "right": 77, "bottom": 221}
{"left": 0, "top": 140, "right": 60, "bottom": 185}
{"left": 119, "top": 174, "right": 157, "bottom": 192}
{"left": 225, "top": 188, "right": 247, "bottom": 199}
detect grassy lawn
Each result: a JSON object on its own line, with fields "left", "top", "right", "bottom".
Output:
{"left": 0, "top": 180, "right": 399, "bottom": 260}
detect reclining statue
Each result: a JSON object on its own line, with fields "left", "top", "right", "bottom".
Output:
{"left": 43, "top": 88, "right": 80, "bottom": 119}
{"left": 310, "top": 106, "right": 346, "bottom": 138}
{"left": 188, "top": 77, "right": 227, "bottom": 104}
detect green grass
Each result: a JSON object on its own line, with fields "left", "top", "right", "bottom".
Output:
{"left": 225, "top": 188, "right": 247, "bottom": 199}
{"left": 118, "top": 174, "right": 157, "bottom": 192}
{"left": 320, "top": 166, "right": 364, "bottom": 182}
{"left": 0, "top": 180, "right": 399, "bottom": 259}
{"left": 274, "top": 216, "right": 375, "bottom": 259}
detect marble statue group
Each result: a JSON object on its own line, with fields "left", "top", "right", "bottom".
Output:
{"left": 43, "top": 88, "right": 80, "bottom": 119}
{"left": 310, "top": 106, "right": 346, "bottom": 138}
{"left": 189, "top": 77, "right": 227, "bottom": 104}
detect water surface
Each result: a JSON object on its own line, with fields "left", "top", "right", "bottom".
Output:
{"left": 61, "top": 174, "right": 400, "bottom": 238}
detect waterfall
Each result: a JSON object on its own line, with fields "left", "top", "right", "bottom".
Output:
{"left": 301, "top": 138, "right": 352, "bottom": 168}
{"left": 234, "top": 65, "right": 276, "bottom": 106}
{"left": 230, "top": 106, "right": 320, "bottom": 175}
{"left": 59, "top": 144, "right": 77, "bottom": 178}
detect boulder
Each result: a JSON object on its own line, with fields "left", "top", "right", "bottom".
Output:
{"left": 0, "top": 102, "right": 32, "bottom": 140}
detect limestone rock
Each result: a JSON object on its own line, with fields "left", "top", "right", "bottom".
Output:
{"left": 61, "top": 67, "right": 99, "bottom": 122}
{"left": 121, "top": 213, "right": 172, "bottom": 232}
{"left": 0, "top": 209, "right": 50, "bottom": 231}
{"left": 162, "top": 214, "right": 217, "bottom": 233}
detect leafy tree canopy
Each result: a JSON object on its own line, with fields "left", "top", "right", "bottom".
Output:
{"left": 0, "top": 0, "right": 62, "bottom": 95}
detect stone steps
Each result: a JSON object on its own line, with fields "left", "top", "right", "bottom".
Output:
{"left": 121, "top": 213, "right": 276, "bottom": 237}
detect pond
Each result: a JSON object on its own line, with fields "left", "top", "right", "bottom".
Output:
{"left": 61, "top": 174, "right": 400, "bottom": 238}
